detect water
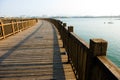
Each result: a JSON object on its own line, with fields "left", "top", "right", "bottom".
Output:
{"left": 57, "top": 18, "right": 120, "bottom": 67}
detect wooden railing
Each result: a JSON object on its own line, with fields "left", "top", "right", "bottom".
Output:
{"left": 44, "top": 18, "right": 120, "bottom": 80}
{"left": 0, "top": 18, "right": 38, "bottom": 39}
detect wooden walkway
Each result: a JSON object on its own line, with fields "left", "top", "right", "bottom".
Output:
{"left": 0, "top": 20, "right": 76, "bottom": 80}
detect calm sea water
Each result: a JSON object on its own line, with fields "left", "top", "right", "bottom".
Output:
{"left": 57, "top": 18, "right": 120, "bottom": 67}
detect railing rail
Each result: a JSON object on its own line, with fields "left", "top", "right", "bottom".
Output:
{"left": 44, "top": 18, "right": 120, "bottom": 80}
{"left": 0, "top": 18, "right": 38, "bottom": 39}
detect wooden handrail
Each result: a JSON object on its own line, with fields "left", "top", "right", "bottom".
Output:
{"left": 97, "top": 56, "right": 120, "bottom": 79}
{"left": 0, "top": 18, "right": 38, "bottom": 40}
{"left": 44, "top": 18, "right": 120, "bottom": 80}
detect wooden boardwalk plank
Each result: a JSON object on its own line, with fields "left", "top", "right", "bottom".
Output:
{"left": 0, "top": 20, "right": 76, "bottom": 80}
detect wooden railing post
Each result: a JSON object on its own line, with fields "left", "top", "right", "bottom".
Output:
{"left": 0, "top": 21, "right": 5, "bottom": 39}
{"left": 16, "top": 20, "right": 19, "bottom": 32}
{"left": 86, "top": 39, "right": 108, "bottom": 80}
{"left": 55, "top": 20, "right": 59, "bottom": 29}
{"left": 28, "top": 20, "right": 30, "bottom": 27}
{"left": 58, "top": 21, "right": 62, "bottom": 37}
{"left": 25, "top": 20, "right": 27, "bottom": 27}
{"left": 62, "top": 23, "right": 67, "bottom": 48}
{"left": 27, "top": 20, "right": 29, "bottom": 28}
{"left": 21, "top": 19, "right": 24, "bottom": 30}
{"left": 90, "top": 39, "right": 107, "bottom": 56}
{"left": 63, "top": 23, "right": 66, "bottom": 27}
{"left": 67, "top": 26, "right": 74, "bottom": 63}
{"left": 36, "top": 19, "right": 38, "bottom": 23}
{"left": 68, "top": 26, "right": 73, "bottom": 32}
{"left": 11, "top": 20, "right": 15, "bottom": 34}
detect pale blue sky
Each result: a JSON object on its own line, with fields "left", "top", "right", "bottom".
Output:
{"left": 0, "top": 0, "right": 120, "bottom": 17}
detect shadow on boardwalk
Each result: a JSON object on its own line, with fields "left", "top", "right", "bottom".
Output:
{"left": 52, "top": 23, "right": 65, "bottom": 80}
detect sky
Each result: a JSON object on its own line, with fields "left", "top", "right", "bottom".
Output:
{"left": 0, "top": 0, "right": 120, "bottom": 17}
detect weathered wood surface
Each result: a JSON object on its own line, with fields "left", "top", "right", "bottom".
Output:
{"left": 0, "top": 20, "right": 76, "bottom": 80}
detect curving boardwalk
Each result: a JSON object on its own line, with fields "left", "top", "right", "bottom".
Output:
{"left": 0, "top": 20, "right": 76, "bottom": 80}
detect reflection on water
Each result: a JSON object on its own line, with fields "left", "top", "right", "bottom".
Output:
{"left": 58, "top": 18, "right": 120, "bottom": 67}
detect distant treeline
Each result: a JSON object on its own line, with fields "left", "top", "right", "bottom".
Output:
{"left": 51, "top": 16, "right": 120, "bottom": 18}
